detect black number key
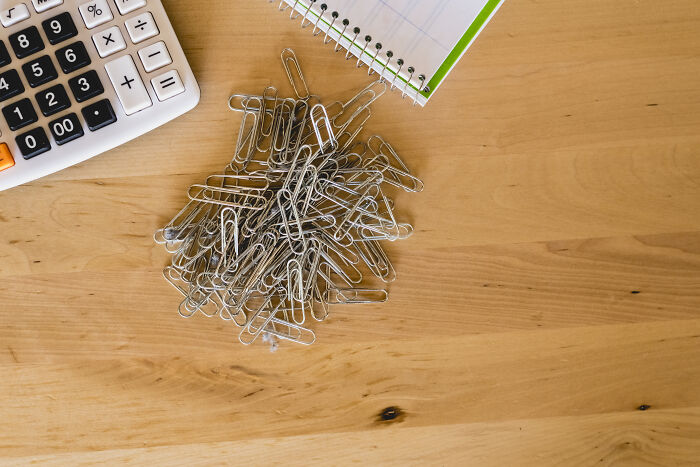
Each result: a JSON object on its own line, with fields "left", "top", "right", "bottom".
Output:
{"left": 0, "top": 41, "right": 11, "bottom": 68}
{"left": 22, "top": 55, "right": 59, "bottom": 88}
{"left": 36, "top": 84, "right": 71, "bottom": 117}
{"left": 16, "top": 127, "right": 51, "bottom": 160}
{"left": 0, "top": 69, "right": 25, "bottom": 103}
{"left": 82, "top": 99, "right": 117, "bottom": 131}
{"left": 68, "top": 70, "right": 104, "bottom": 103}
{"left": 9, "top": 26, "right": 45, "bottom": 59}
{"left": 56, "top": 42, "right": 91, "bottom": 74}
{"left": 49, "top": 113, "right": 84, "bottom": 146}
{"left": 42, "top": 12, "right": 78, "bottom": 45}
{"left": 2, "top": 98, "right": 38, "bottom": 131}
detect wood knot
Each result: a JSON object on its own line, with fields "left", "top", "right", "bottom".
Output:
{"left": 637, "top": 404, "right": 651, "bottom": 411}
{"left": 376, "top": 406, "right": 405, "bottom": 423}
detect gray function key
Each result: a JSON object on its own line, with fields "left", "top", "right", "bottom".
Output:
{"left": 104, "top": 55, "right": 152, "bottom": 115}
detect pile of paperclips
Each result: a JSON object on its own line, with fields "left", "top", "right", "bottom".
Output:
{"left": 155, "top": 49, "right": 423, "bottom": 348}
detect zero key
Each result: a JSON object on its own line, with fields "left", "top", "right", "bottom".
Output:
{"left": 0, "top": 143, "right": 15, "bottom": 172}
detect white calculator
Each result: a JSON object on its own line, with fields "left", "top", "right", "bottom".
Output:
{"left": 0, "top": 0, "right": 200, "bottom": 191}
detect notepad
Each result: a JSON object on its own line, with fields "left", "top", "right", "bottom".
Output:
{"left": 274, "top": 0, "right": 506, "bottom": 105}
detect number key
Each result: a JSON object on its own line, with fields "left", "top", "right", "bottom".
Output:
{"left": 49, "top": 113, "right": 84, "bottom": 146}
{"left": 36, "top": 84, "right": 71, "bottom": 117}
{"left": 22, "top": 55, "right": 59, "bottom": 88}
{"left": 68, "top": 70, "right": 104, "bottom": 102}
{"left": 2, "top": 98, "right": 38, "bottom": 131}
{"left": 0, "top": 41, "right": 11, "bottom": 68}
{"left": 0, "top": 69, "right": 25, "bottom": 103}
{"left": 9, "top": 26, "right": 45, "bottom": 59}
{"left": 16, "top": 127, "right": 51, "bottom": 160}
{"left": 42, "top": 12, "right": 79, "bottom": 45}
{"left": 55, "top": 41, "right": 91, "bottom": 74}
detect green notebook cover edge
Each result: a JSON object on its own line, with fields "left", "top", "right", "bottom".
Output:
{"left": 286, "top": 0, "right": 505, "bottom": 103}
{"left": 421, "top": 0, "right": 506, "bottom": 100}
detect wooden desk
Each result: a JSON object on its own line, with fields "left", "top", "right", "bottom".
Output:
{"left": 1, "top": 1, "right": 699, "bottom": 464}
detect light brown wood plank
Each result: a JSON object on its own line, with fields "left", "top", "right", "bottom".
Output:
{"left": 6, "top": 408, "right": 700, "bottom": 466}
{"left": 0, "top": 320, "right": 698, "bottom": 456}
{"left": 1, "top": 231, "right": 699, "bottom": 355}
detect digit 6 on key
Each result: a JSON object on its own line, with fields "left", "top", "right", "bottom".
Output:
{"left": 55, "top": 42, "right": 91, "bottom": 73}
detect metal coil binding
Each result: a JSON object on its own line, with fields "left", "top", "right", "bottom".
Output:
{"left": 271, "top": 0, "right": 429, "bottom": 105}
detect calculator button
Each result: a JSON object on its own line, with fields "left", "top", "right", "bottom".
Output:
{"left": 0, "top": 143, "right": 15, "bottom": 172}
{"left": 55, "top": 41, "right": 91, "bottom": 73}
{"left": 31, "top": 0, "right": 63, "bottom": 13}
{"left": 0, "top": 69, "right": 25, "bottom": 103}
{"left": 16, "top": 126, "right": 50, "bottom": 159}
{"left": 82, "top": 98, "right": 116, "bottom": 131}
{"left": 36, "top": 83, "right": 70, "bottom": 116}
{"left": 92, "top": 25, "right": 126, "bottom": 58}
{"left": 0, "top": 4, "right": 31, "bottom": 28}
{"left": 22, "top": 55, "right": 58, "bottom": 88}
{"left": 138, "top": 41, "right": 171, "bottom": 72}
{"left": 0, "top": 41, "right": 11, "bottom": 68}
{"left": 78, "top": 0, "right": 113, "bottom": 29}
{"left": 49, "top": 112, "right": 84, "bottom": 145}
{"left": 114, "top": 0, "right": 146, "bottom": 15}
{"left": 105, "top": 55, "right": 152, "bottom": 115}
{"left": 125, "top": 12, "right": 158, "bottom": 44}
{"left": 2, "top": 98, "right": 38, "bottom": 131}
{"left": 68, "top": 69, "right": 104, "bottom": 102}
{"left": 152, "top": 70, "right": 184, "bottom": 101}
{"left": 42, "top": 12, "right": 78, "bottom": 45}
{"left": 9, "top": 26, "right": 45, "bottom": 59}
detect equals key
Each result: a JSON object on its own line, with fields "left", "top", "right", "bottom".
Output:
{"left": 152, "top": 70, "right": 185, "bottom": 102}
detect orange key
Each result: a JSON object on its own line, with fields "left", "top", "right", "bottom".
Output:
{"left": 0, "top": 143, "right": 15, "bottom": 172}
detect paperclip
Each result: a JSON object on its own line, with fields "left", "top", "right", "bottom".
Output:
{"left": 310, "top": 104, "right": 337, "bottom": 151}
{"left": 282, "top": 48, "right": 310, "bottom": 100}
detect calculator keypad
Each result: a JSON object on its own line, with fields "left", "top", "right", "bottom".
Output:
{"left": 82, "top": 98, "right": 116, "bottom": 131}
{"left": 36, "top": 84, "right": 71, "bottom": 116}
{"left": 68, "top": 70, "right": 104, "bottom": 102}
{"left": 2, "top": 98, "right": 38, "bottom": 130}
{"left": 49, "top": 112, "right": 84, "bottom": 145}
{"left": 0, "top": 143, "right": 15, "bottom": 171}
{"left": 42, "top": 12, "right": 78, "bottom": 45}
{"left": 0, "top": 4, "right": 31, "bottom": 28}
{"left": 10, "top": 26, "right": 46, "bottom": 59}
{"left": 92, "top": 25, "right": 126, "bottom": 58}
{"left": 0, "top": 69, "right": 25, "bottom": 102}
{"left": 31, "top": 0, "right": 65, "bottom": 14}
{"left": 0, "top": 0, "right": 196, "bottom": 188}
{"left": 22, "top": 55, "right": 59, "bottom": 88}
{"left": 78, "top": 0, "right": 113, "bottom": 29}
{"left": 125, "top": 12, "right": 158, "bottom": 44}
{"left": 0, "top": 41, "right": 12, "bottom": 67}
{"left": 16, "top": 126, "right": 51, "bottom": 159}
{"left": 105, "top": 54, "right": 151, "bottom": 115}
{"left": 55, "top": 41, "right": 91, "bottom": 73}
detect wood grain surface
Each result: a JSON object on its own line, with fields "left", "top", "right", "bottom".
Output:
{"left": 1, "top": 0, "right": 700, "bottom": 465}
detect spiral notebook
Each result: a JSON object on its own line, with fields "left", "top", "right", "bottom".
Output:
{"left": 273, "top": 0, "right": 506, "bottom": 106}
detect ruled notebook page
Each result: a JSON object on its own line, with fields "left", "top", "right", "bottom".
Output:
{"left": 320, "top": 0, "right": 492, "bottom": 82}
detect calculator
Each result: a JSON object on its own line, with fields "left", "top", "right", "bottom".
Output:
{"left": 0, "top": 0, "right": 200, "bottom": 191}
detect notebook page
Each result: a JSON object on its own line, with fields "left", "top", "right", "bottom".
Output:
{"left": 320, "top": 0, "right": 492, "bottom": 83}
{"left": 278, "top": 0, "right": 505, "bottom": 104}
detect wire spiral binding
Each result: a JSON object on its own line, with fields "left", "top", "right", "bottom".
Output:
{"left": 271, "top": 0, "right": 429, "bottom": 105}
